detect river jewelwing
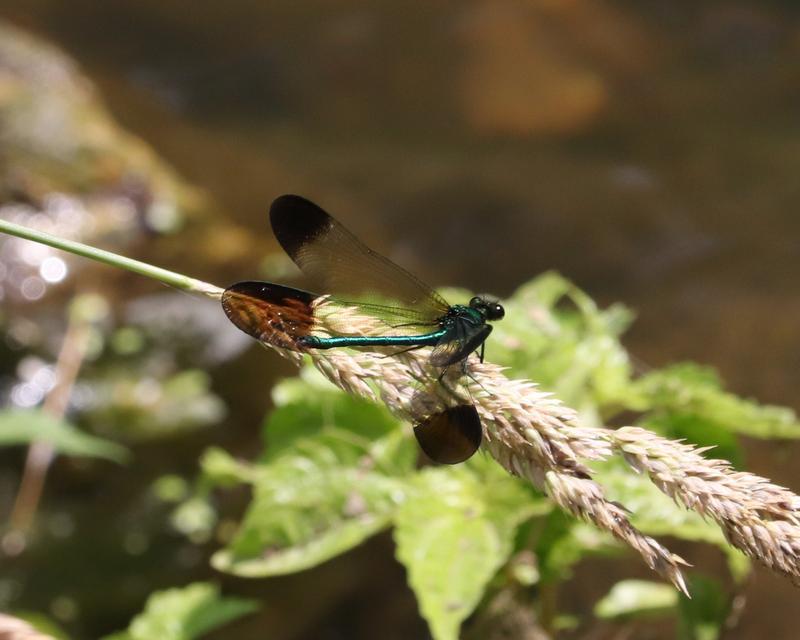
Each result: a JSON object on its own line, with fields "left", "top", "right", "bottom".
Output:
{"left": 222, "top": 194, "right": 505, "bottom": 464}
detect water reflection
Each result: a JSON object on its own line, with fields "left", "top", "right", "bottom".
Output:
{"left": 0, "top": 193, "right": 133, "bottom": 302}
{"left": 19, "top": 276, "right": 45, "bottom": 301}
{"left": 39, "top": 256, "right": 67, "bottom": 283}
{"left": 10, "top": 356, "right": 56, "bottom": 407}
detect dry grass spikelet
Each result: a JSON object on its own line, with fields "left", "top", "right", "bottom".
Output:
{"left": 254, "top": 298, "right": 800, "bottom": 594}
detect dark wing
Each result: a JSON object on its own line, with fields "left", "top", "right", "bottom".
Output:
{"left": 221, "top": 281, "right": 316, "bottom": 349}
{"left": 270, "top": 194, "right": 450, "bottom": 327}
{"left": 429, "top": 322, "right": 492, "bottom": 367}
{"left": 413, "top": 405, "right": 482, "bottom": 464}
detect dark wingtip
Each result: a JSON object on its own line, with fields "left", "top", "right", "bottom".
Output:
{"left": 270, "top": 194, "right": 315, "bottom": 215}
{"left": 269, "top": 195, "right": 331, "bottom": 260}
{"left": 413, "top": 404, "right": 482, "bottom": 465}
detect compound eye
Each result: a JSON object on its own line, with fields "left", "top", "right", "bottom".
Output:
{"left": 469, "top": 296, "right": 482, "bottom": 308}
{"left": 488, "top": 303, "right": 505, "bottom": 320}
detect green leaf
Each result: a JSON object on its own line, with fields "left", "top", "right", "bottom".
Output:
{"left": 264, "top": 371, "right": 400, "bottom": 463}
{"left": 152, "top": 474, "right": 190, "bottom": 503}
{"left": 171, "top": 496, "right": 217, "bottom": 543}
{"left": 594, "top": 580, "right": 678, "bottom": 619}
{"left": 200, "top": 447, "right": 257, "bottom": 486}
{"left": 637, "top": 363, "right": 800, "bottom": 439}
{"left": 677, "top": 575, "right": 730, "bottom": 640}
{"left": 536, "top": 512, "right": 621, "bottom": 584}
{"left": 270, "top": 365, "right": 338, "bottom": 404}
{"left": 210, "top": 386, "right": 416, "bottom": 577}
{"left": 101, "top": 582, "right": 258, "bottom": 640}
{"left": 0, "top": 409, "right": 128, "bottom": 462}
{"left": 81, "top": 369, "right": 225, "bottom": 442}
{"left": 488, "top": 272, "right": 642, "bottom": 421}
{"left": 393, "top": 460, "right": 541, "bottom": 640}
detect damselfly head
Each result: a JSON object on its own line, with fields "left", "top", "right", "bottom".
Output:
{"left": 469, "top": 296, "right": 505, "bottom": 321}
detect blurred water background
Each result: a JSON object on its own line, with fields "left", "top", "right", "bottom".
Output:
{"left": 0, "top": 2, "right": 799, "bottom": 638}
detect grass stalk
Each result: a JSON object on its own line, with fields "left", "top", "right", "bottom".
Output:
{"left": 0, "top": 218, "right": 223, "bottom": 298}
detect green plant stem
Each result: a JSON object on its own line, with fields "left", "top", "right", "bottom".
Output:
{"left": 0, "top": 218, "right": 224, "bottom": 298}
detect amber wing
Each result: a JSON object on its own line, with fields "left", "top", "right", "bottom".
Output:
{"left": 221, "top": 281, "right": 317, "bottom": 349}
